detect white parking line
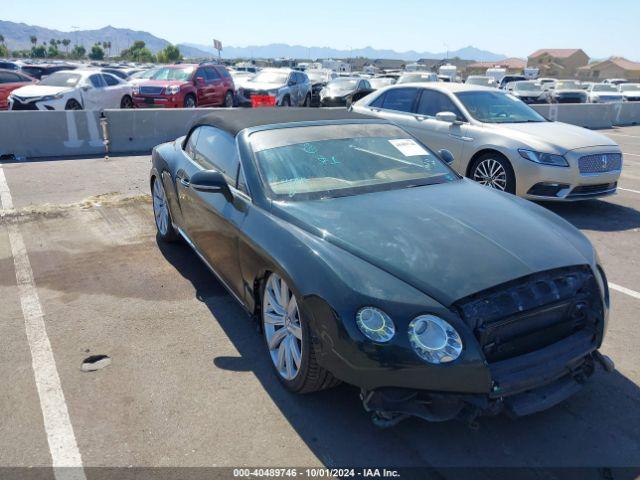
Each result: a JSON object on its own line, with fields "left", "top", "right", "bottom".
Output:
{"left": 623, "top": 152, "right": 640, "bottom": 157}
{"left": 609, "top": 282, "right": 640, "bottom": 300}
{"left": 618, "top": 187, "right": 640, "bottom": 194}
{"left": 0, "top": 167, "right": 86, "bottom": 480}
{"left": 606, "top": 132, "right": 640, "bottom": 139}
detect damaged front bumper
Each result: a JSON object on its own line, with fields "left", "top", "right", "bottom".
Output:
{"left": 361, "top": 331, "right": 614, "bottom": 427}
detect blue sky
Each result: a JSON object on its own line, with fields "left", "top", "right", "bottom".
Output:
{"left": 2, "top": 0, "right": 639, "bottom": 59}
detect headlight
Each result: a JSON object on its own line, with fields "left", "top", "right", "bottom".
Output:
{"left": 165, "top": 85, "right": 181, "bottom": 95}
{"left": 40, "top": 93, "right": 64, "bottom": 102}
{"left": 132, "top": 86, "right": 140, "bottom": 94}
{"left": 518, "top": 149, "right": 569, "bottom": 167}
{"left": 408, "top": 315, "right": 463, "bottom": 364}
{"left": 356, "top": 307, "right": 395, "bottom": 343}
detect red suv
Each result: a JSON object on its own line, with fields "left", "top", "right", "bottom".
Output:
{"left": 132, "top": 63, "right": 235, "bottom": 108}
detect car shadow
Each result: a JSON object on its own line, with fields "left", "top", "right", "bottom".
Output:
{"left": 157, "top": 237, "right": 640, "bottom": 474}
{"left": 540, "top": 199, "right": 640, "bottom": 232}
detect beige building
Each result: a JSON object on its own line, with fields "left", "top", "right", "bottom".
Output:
{"left": 466, "top": 58, "right": 527, "bottom": 76}
{"left": 527, "top": 49, "right": 590, "bottom": 78}
{"left": 577, "top": 57, "right": 640, "bottom": 82}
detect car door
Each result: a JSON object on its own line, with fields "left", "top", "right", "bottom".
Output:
{"left": 403, "top": 88, "right": 468, "bottom": 165}
{"left": 361, "top": 87, "right": 420, "bottom": 132}
{"left": 101, "top": 73, "right": 124, "bottom": 108}
{"left": 177, "top": 126, "right": 246, "bottom": 297}
{"left": 204, "top": 67, "right": 224, "bottom": 106}
{"left": 82, "top": 74, "right": 108, "bottom": 110}
{"left": 193, "top": 68, "right": 209, "bottom": 106}
{"left": 287, "top": 72, "right": 299, "bottom": 105}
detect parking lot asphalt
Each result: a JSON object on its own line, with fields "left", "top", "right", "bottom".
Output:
{"left": 1, "top": 127, "right": 640, "bottom": 477}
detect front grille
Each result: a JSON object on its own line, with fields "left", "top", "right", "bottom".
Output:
{"left": 139, "top": 86, "right": 164, "bottom": 95}
{"left": 578, "top": 153, "right": 622, "bottom": 174}
{"left": 10, "top": 99, "right": 39, "bottom": 110}
{"left": 626, "top": 96, "right": 640, "bottom": 102}
{"left": 455, "top": 266, "right": 601, "bottom": 363}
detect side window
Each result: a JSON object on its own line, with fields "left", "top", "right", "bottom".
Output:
{"left": 205, "top": 67, "right": 221, "bottom": 81}
{"left": 299, "top": 73, "right": 309, "bottom": 84}
{"left": 217, "top": 67, "right": 231, "bottom": 78}
{"left": 416, "top": 89, "right": 465, "bottom": 121}
{"left": 194, "top": 126, "right": 239, "bottom": 184}
{"left": 369, "top": 92, "right": 386, "bottom": 108}
{"left": 0, "top": 72, "right": 19, "bottom": 83}
{"left": 381, "top": 88, "right": 418, "bottom": 112}
{"left": 361, "top": 80, "right": 371, "bottom": 90}
{"left": 184, "top": 128, "right": 200, "bottom": 159}
{"left": 89, "top": 74, "right": 105, "bottom": 88}
{"left": 288, "top": 73, "right": 297, "bottom": 85}
{"left": 102, "top": 74, "right": 119, "bottom": 86}
{"left": 194, "top": 68, "right": 205, "bottom": 81}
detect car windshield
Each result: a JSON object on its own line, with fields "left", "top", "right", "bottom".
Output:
{"left": 38, "top": 72, "right": 81, "bottom": 87}
{"left": 397, "top": 74, "right": 434, "bottom": 84}
{"left": 620, "top": 83, "right": 640, "bottom": 91}
{"left": 369, "top": 78, "right": 395, "bottom": 88}
{"left": 131, "top": 68, "right": 159, "bottom": 79}
{"left": 151, "top": 67, "right": 194, "bottom": 81}
{"left": 455, "top": 91, "right": 546, "bottom": 123}
{"left": 555, "top": 81, "right": 581, "bottom": 90}
{"left": 250, "top": 124, "right": 457, "bottom": 201}
{"left": 327, "top": 78, "right": 358, "bottom": 88}
{"left": 592, "top": 84, "right": 619, "bottom": 92}
{"left": 250, "top": 70, "right": 289, "bottom": 84}
{"left": 466, "top": 77, "right": 493, "bottom": 86}
{"left": 514, "top": 81, "right": 542, "bottom": 92}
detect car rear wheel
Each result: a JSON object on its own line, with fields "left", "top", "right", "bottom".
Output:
{"left": 223, "top": 91, "right": 234, "bottom": 108}
{"left": 120, "top": 95, "right": 134, "bottom": 109}
{"left": 261, "top": 273, "right": 339, "bottom": 393}
{"left": 281, "top": 95, "right": 291, "bottom": 107}
{"left": 183, "top": 94, "right": 196, "bottom": 108}
{"left": 65, "top": 99, "right": 82, "bottom": 110}
{"left": 470, "top": 153, "right": 516, "bottom": 194}
{"left": 152, "top": 176, "right": 177, "bottom": 242}
{"left": 302, "top": 93, "right": 311, "bottom": 107}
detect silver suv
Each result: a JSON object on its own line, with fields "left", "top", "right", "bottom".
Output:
{"left": 237, "top": 68, "right": 312, "bottom": 107}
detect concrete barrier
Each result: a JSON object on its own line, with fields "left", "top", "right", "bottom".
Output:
{"left": 611, "top": 102, "right": 640, "bottom": 126}
{"left": 532, "top": 103, "right": 615, "bottom": 129}
{"left": 104, "top": 108, "right": 220, "bottom": 154}
{"left": 0, "top": 110, "right": 104, "bottom": 159}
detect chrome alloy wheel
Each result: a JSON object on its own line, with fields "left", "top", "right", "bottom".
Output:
{"left": 473, "top": 158, "right": 508, "bottom": 191}
{"left": 263, "top": 274, "right": 303, "bottom": 381}
{"left": 152, "top": 177, "right": 170, "bottom": 236}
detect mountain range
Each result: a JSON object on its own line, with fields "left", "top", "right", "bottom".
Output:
{"left": 0, "top": 20, "right": 507, "bottom": 61}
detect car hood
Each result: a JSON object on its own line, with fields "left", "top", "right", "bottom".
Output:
{"left": 622, "top": 90, "right": 640, "bottom": 96}
{"left": 554, "top": 89, "right": 585, "bottom": 95}
{"left": 274, "top": 180, "right": 592, "bottom": 306}
{"left": 11, "top": 85, "right": 71, "bottom": 98}
{"left": 513, "top": 90, "right": 545, "bottom": 96}
{"left": 243, "top": 81, "right": 284, "bottom": 90}
{"left": 488, "top": 121, "right": 618, "bottom": 153}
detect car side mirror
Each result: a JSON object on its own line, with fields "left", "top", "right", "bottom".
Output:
{"left": 195, "top": 76, "right": 205, "bottom": 86}
{"left": 81, "top": 85, "right": 92, "bottom": 92}
{"left": 438, "top": 149, "right": 455, "bottom": 164}
{"left": 435, "top": 111, "right": 459, "bottom": 124}
{"left": 190, "top": 170, "right": 232, "bottom": 201}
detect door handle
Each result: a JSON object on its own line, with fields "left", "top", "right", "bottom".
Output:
{"left": 179, "top": 176, "right": 190, "bottom": 187}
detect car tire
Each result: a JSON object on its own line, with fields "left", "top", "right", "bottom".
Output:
{"left": 281, "top": 95, "right": 291, "bottom": 107}
{"left": 183, "top": 94, "right": 197, "bottom": 108}
{"left": 65, "top": 99, "right": 82, "bottom": 110}
{"left": 470, "top": 152, "right": 516, "bottom": 194}
{"left": 302, "top": 93, "right": 311, "bottom": 107}
{"left": 120, "top": 95, "right": 134, "bottom": 109}
{"left": 223, "top": 91, "right": 234, "bottom": 108}
{"left": 152, "top": 176, "right": 178, "bottom": 242}
{"left": 261, "top": 272, "right": 340, "bottom": 394}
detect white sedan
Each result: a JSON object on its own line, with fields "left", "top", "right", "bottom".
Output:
{"left": 8, "top": 69, "right": 133, "bottom": 111}
{"left": 587, "top": 83, "right": 625, "bottom": 103}
{"left": 619, "top": 83, "right": 640, "bottom": 102}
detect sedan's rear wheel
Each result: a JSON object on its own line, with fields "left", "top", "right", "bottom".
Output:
{"left": 120, "top": 95, "right": 134, "bottom": 109}
{"left": 470, "top": 154, "right": 515, "bottom": 194}
{"left": 65, "top": 99, "right": 82, "bottom": 110}
{"left": 262, "top": 273, "right": 339, "bottom": 393}
{"left": 152, "top": 176, "right": 177, "bottom": 242}
{"left": 223, "top": 91, "right": 234, "bottom": 108}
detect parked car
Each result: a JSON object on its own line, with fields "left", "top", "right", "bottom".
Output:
{"left": 150, "top": 108, "right": 612, "bottom": 425}
{"left": 396, "top": 72, "right": 438, "bottom": 84}
{"left": 0, "top": 60, "right": 20, "bottom": 71}
{"left": 499, "top": 75, "right": 526, "bottom": 89}
{"left": 236, "top": 68, "right": 311, "bottom": 107}
{"left": 19, "top": 63, "right": 77, "bottom": 80}
{"left": 352, "top": 83, "right": 622, "bottom": 200}
{"left": 0, "top": 69, "right": 36, "bottom": 110}
{"left": 603, "top": 78, "right": 629, "bottom": 86}
{"left": 319, "top": 77, "right": 374, "bottom": 107}
{"left": 619, "top": 83, "right": 640, "bottom": 102}
{"left": 465, "top": 75, "right": 496, "bottom": 87}
{"left": 587, "top": 83, "right": 625, "bottom": 103}
{"left": 506, "top": 80, "right": 551, "bottom": 104}
{"left": 368, "top": 77, "right": 397, "bottom": 90}
{"left": 132, "top": 63, "right": 235, "bottom": 108}
{"left": 128, "top": 68, "right": 160, "bottom": 85}
{"left": 99, "top": 67, "right": 129, "bottom": 80}
{"left": 537, "top": 78, "right": 557, "bottom": 90}
{"left": 9, "top": 69, "right": 133, "bottom": 110}
{"left": 306, "top": 69, "right": 338, "bottom": 106}
{"left": 552, "top": 80, "right": 588, "bottom": 103}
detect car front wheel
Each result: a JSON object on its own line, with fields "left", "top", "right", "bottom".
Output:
{"left": 152, "top": 176, "right": 177, "bottom": 242}
{"left": 261, "top": 273, "right": 339, "bottom": 393}
{"left": 470, "top": 153, "right": 516, "bottom": 194}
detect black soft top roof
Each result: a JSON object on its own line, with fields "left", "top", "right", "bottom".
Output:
{"left": 189, "top": 108, "right": 377, "bottom": 136}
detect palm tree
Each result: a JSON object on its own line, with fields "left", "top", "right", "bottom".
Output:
{"left": 30, "top": 35, "right": 37, "bottom": 47}
{"left": 106, "top": 41, "right": 112, "bottom": 57}
{"left": 0, "top": 34, "right": 5, "bottom": 45}
{"left": 62, "top": 39, "right": 71, "bottom": 54}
